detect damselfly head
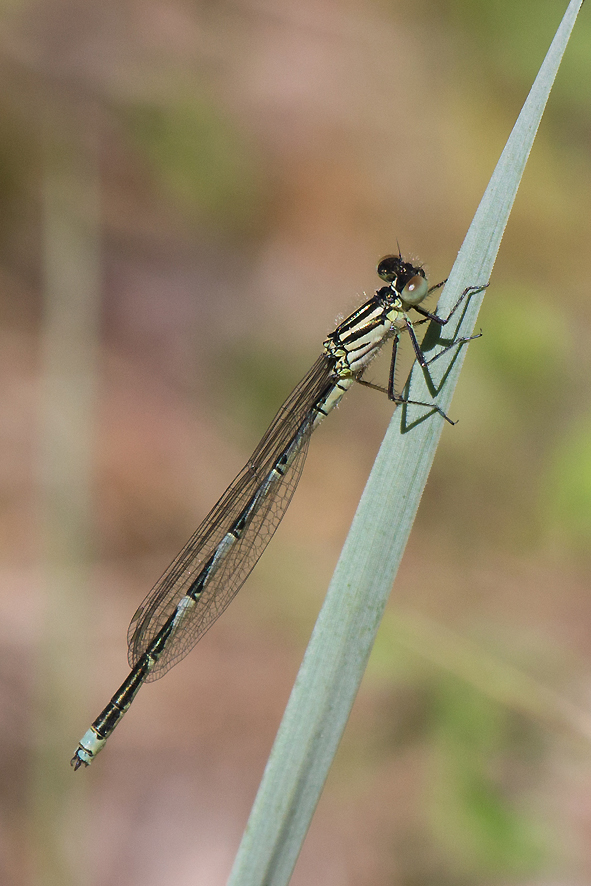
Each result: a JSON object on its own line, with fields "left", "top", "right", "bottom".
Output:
{"left": 377, "top": 254, "right": 424, "bottom": 285}
{"left": 376, "top": 255, "right": 429, "bottom": 306}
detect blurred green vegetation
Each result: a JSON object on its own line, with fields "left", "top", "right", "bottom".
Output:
{"left": 0, "top": 99, "right": 36, "bottom": 242}
{"left": 544, "top": 414, "right": 591, "bottom": 547}
{"left": 478, "top": 284, "right": 569, "bottom": 402}
{"left": 210, "top": 342, "right": 311, "bottom": 442}
{"left": 122, "top": 94, "right": 267, "bottom": 236}
{"left": 448, "top": 0, "right": 591, "bottom": 104}
{"left": 364, "top": 609, "right": 569, "bottom": 881}
{"left": 429, "top": 677, "right": 546, "bottom": 877}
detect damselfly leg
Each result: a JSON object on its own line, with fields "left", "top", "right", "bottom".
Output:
{"left": 357, "top": 278, "right": 487, "bottom": 425}
{"left": 405, "top": 283, "right": 488, "bottom": 369}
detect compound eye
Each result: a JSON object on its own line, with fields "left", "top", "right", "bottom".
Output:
{"left": 401, "top": 275, "right": 429, "bottom": 305}
{"left": 377, "top": 255, "right": 401, "bottom": 283}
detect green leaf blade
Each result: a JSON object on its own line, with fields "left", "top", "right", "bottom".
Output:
{"left": 228, "top": 3, "right": 585, "bottom": 884}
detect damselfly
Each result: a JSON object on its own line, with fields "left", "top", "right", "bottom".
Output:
{"left": 71, "top": 254, "right": 482, "bottom": 769}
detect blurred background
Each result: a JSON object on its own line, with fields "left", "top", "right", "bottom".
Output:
{"left": 1, "top": 0, "right": 590, "bottom": 884}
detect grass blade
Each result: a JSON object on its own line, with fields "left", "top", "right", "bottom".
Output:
{"left": 228, "top": 2, "right": 585, "bottom": 883}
